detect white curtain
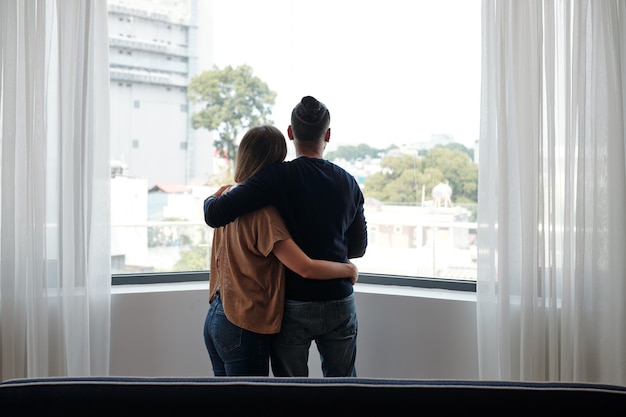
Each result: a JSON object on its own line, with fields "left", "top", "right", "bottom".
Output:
{"left": 478, "top": 0, "right": 626, "bottom": 384}
{"left": 0, "top": 0, "right": 111, "bottom": 380}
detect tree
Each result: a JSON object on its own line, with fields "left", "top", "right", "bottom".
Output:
{"left": 364, "top": 154, "right": 445, "bottom": 203}
{"left": 188, "top": 65, "right": 276, "bottom": 174}
{"left": 363, "top": 147, "right": 478, "bottom": 204}
{"left": 440, "top": 142, "right": 474, "bottom": 161}
{"left": 325, "top": 144, "right": 385, "bottom": 161}
{"left": 423, "top": 146, "right": 478, "bottom": 202}
{"left": 173, "top": 245, "right": 209, "bottom": 272}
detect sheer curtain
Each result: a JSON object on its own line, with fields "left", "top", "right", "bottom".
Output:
{"left": 478, "top": 0, "right": 626, "bottom": 385}
{"left": 0, "top": 0, "right": 111, "bottom": 380}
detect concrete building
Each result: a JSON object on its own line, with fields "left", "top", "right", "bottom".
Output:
{"left": 108, "top": 0, "right": 211, "bottom": 189}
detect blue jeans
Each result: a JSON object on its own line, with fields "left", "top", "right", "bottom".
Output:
{"left": 203, "top": 291, "right": 271, "bottom": 376}
{"left": 270, "top": 293, "right": 358, "bottom": 377}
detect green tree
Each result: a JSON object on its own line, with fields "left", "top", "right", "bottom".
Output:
{"left": 173, "top": 245, "right": 209, "bottom": 272}
{"left": 364, "top": 154, "right": 439, "bottom": 203}
{"left": 188, "top": 64, "right": 276, "bottom": 174}
{"left": 440, "top": 142, "right": 474, "bottom": 161}
{"left": 363, "top": 147, "right": 477, "bottom": 204}
{"left": 423, "top": 146, "right": 478, "bottom": 202}
{"left": 326, "top": 144, "right": 385, "bottom": 161}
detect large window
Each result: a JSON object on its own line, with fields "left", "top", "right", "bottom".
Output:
{"left": 109, "top": 0, "right": 480, "bottom": 289}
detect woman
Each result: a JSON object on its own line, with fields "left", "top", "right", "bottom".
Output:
{"left": 203, "top": 125, "right": 358, "bottom": 376}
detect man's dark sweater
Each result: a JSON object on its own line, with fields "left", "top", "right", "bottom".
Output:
{"left": 204, "top": 156, "right": 368, "bottom": 301}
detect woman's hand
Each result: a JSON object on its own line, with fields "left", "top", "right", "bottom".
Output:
{"left": 347, "top": 261, "right": 359, "bottom": 285}
{"left": 211, "top": 184, "right": 232, "bottom": 197}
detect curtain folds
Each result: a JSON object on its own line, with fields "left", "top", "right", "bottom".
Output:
{"left": 478, "top": 0, "right": 626, "bottom": 384}
{"left": 0, "top": 0, "right": 111, "bottom": 380}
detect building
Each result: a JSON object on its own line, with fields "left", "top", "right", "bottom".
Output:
{"left": 108, "top": 0, "right": 211, "bottom": 189}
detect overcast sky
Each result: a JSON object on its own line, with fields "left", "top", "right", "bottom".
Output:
{"left": 198, "top": 0, "right": 481, "bottom": 151}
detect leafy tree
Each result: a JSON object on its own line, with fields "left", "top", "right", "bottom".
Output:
{"left": 440, "top": 142, "right": 474, "bottom": 161}
{"left": 364, "top": 154, "right": 436, "bottom": 203}
{"left": 188, "top": 64, "right": 276, "bottom": 174}
{"left": 326, "top": 144, "right": 384, "bottom": 161}
{"left": 363, "top": 147, "right": 477, "bottom": 204}
{"left": 423, "top": 146, "right": 478, "bottom": 202}
{"left": 173, "top": 245, "right": 209, "bottom": 272}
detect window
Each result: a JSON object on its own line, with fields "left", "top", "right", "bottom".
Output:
{"left": 109, "top": 0, "right": 480, "bottom": 291}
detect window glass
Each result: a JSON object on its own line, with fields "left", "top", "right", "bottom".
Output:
{"left": 109, "top": 0, "right": 480, "bottom": 283}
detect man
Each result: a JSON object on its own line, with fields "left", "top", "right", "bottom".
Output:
{"left": 203, "top": 96, "right": 367, "bottom": 377}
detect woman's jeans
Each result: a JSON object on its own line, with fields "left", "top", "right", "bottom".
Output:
{"left": 270, "top": 293, "right": 358, "bottom": 377}
{"left": 203, "top": 291, "right": 271, "bottom": 376}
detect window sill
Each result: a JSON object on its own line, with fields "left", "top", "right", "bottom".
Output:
{"left": 110, "top": 279, "right": 476, "bottom": 303}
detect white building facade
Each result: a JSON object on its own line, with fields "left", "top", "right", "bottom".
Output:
{"left": 108, "top": 0, "right": 211, "bottom": 188}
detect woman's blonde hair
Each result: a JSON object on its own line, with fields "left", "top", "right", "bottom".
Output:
{"left": 234, "top": 125, "right": 287, "bottom": 183}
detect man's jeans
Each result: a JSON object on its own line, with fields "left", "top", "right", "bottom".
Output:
{"left": 270, "top": 293, "right": 358, "bottom": 377}
{"left": 203, "top": 291, "right": 271, "bottom": 376}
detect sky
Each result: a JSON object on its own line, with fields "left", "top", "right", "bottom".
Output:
{"left": 197, "top": 0, "right": 481, "bottom": 151}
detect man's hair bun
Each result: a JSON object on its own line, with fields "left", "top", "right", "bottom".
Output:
{"left": 294, "top": 96, "right": 328, "bottom": 125}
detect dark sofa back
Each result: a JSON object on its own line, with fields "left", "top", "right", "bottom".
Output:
{"left": 2, "top": 377, "right": 626, "bottom": 415}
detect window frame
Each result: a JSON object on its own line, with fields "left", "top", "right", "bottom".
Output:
{"left": 111, "top": 271, "right": 476, "bottom": 292}
{"left": 108, "top": 1, "right": 481, "bottom": 291}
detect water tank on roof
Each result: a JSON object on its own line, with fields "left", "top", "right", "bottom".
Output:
{"left": 432, "top": 183, "right": 452, "bottom": 207}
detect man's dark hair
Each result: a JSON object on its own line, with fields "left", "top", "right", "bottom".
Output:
{"left": 290, "top": 96, "right": 331, "bottom": 142}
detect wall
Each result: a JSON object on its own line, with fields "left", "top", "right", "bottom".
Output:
{"left": 110, "top": 282, "right": 479, "bottom": 379}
